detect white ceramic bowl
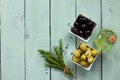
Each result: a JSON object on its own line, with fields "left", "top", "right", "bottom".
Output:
{"left": 70, "top": 42, "right": 99, "bottom": 70}
{"left": 69, "top": 14, "right": 97, "bottom": 42}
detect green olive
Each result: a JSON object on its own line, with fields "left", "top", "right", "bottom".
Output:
{"left": 85, "top": 50, "right": 91, "bottom": 57}
{"left": 80, "top": 54, "right": 86, "bottom": 60}
{"left": 79, "top": 61, "right": 89, "bottom": 67}
{"left": 87, "top": 56, "right": 94, "bottom": 63}
{"left": 72, "top": 56, "right": 79, "bottom": 63}
{"left": 87, "top": 47, "right": 92, "bottom": 51}
{"left": 91, "top": 50, "right": 98, "bottom": 57}
{"left": 74, "top": 50, "right": 80, "bottom": 57}
{"left": 79, "top": 43, "right": 87, "bottom": 52}
{"left": 77, "top": 49, "right": 82, "bottom": 54}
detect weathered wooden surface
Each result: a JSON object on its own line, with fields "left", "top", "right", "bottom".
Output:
{"left": 1, "top": 0, "right": 120, "bottom": 80}
{"left": 1, "top": 0, "right": 25, "bottom": 80}
{"left": 102, "top": 0, "right": 120, "bottom": 80}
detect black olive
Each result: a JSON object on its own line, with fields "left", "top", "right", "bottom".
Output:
{"left": 72, "top": 14, "right": 97, "bottom": 40}
{"left": 79, "top": 17, "right": 87, "bottom": 22}
{"left": 74, "top": 22, "right": 79, "bottom": 28}
{"left": 85, "top": 30, "right": 91, "bottom": 35}
{"left": 78, "top": 31, "right": 83, "bottom": 36}
{"left": 71, "top": 27, "right": 79, "bottom": 35}
{"left": 81, "top": 24, "right": 87, "bottom": 29}
{"left": 88, "top": 21, "right": 94, "bottom": 27}
{"left": 74, "top": 22, "right": 79, "bottom": 27}
{"left": 84, "top": 34, "right": 90, "bottom": 39}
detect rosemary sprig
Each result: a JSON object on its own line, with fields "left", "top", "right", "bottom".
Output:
{"left": 38, "top": 39, "right": 74, "bottom": 78}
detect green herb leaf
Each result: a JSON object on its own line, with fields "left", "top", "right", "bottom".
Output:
{"left": 45, "top": 63, "right": 63, "bottom": 70}
{"left": 38, "top": 39, "right": 74, "bottom": 78}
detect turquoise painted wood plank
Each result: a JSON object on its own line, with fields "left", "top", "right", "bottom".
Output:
{"left": 102, "top": 0, "right": 120, "bottom": 80}
{"left": 51, "top": 0, "right": 76, "bottom": 80}
{"left": 1, "top": 0, "right": 25, "bottom": 80}
{"left": 25, "top": 0, "right": 50, "bottom": 80}
{"left": 76, "top": 0, "right": 101, "bottom": 80}
{"left": 0, "top": 8, "right": 1, "bottom": 80}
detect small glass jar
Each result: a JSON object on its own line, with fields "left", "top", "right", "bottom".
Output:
{"left": 94, "top": 29, "right": 117, "bottom": 53}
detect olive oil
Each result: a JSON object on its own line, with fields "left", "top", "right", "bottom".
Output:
{"left": 94, "top": 29, "right": 117, "bottom": 53}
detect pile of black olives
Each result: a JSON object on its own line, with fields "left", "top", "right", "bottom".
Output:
{"left": 71, "top": 14, "right": 96, "bottom": 40}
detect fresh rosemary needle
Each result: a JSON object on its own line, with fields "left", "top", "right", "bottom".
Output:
{"left": 38, "top": 39, "right": 74, "bottom": 78}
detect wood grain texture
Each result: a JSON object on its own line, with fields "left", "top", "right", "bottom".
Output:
{"left": 0, "top": 0, "right": 1, "bottom": 79}
{"left": 1, "top": 0, "right": 25, "bottom": 80}
{"left": 102, "top": 0, "right": 120, "bottom": 80}
{"left": 1, "top": 0, "right": 120, "bottom": 80}
{"left": 0, "top": 12, "right": 1, "bottom": 80}
{"left": 50, "top": 0, "right": 76, "bottom": 80}
{"left": 76, "top": 0, "right": 102, "bottom": 80}
{"left": 25, "top": 0, "right": 50, "bottom": 80}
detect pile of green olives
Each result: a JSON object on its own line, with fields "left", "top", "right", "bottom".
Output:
{"left": 72, "top": 43, "right": 98, "bottom": 67}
